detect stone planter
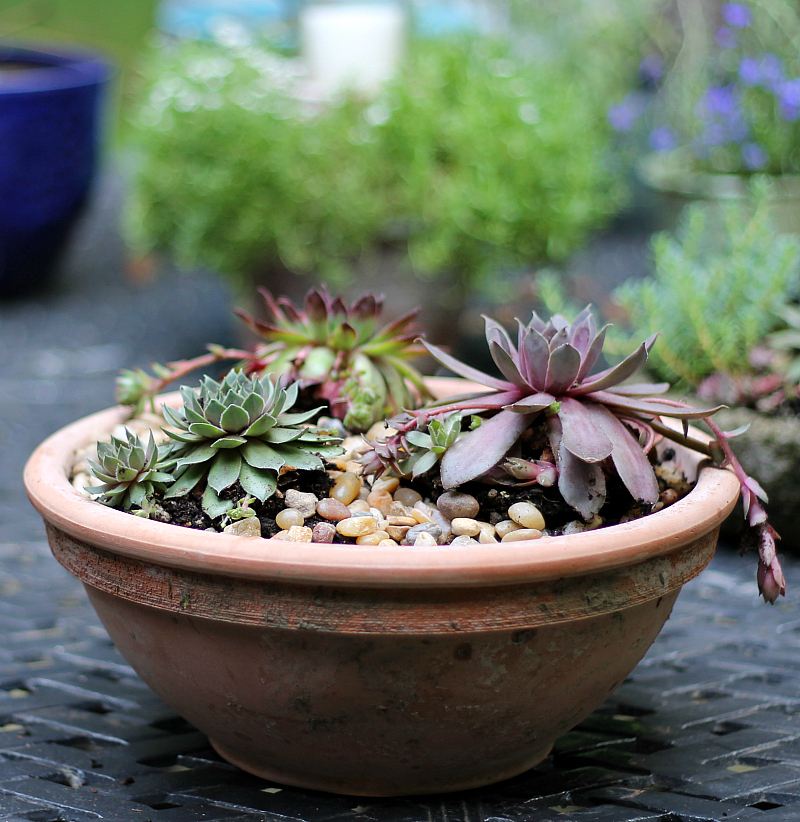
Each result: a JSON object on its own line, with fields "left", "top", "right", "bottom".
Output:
{"left": 638, "top": 151, "right": 800, "bottom": 234}
{"left": 24, "top": 379, "right": 740, "bottom": 796}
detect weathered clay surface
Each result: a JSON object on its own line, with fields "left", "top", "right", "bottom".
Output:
{"left": 24, "top": 379, "right": 741, "bottom": 795}
{"left": 712, "top": 407, "right": 800, "bottom": 552}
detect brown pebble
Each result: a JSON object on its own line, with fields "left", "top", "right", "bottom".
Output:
{"left": 312, "top": 522, "right": 337, "bottom": 543}
{"left": 285, "top": 489, "right": 318, "bottom": 518}
{"left": 337, "top": 517, "right": 378, "bottom": 537}
{"left": 330, "top": 472, "right": 362, "bottom": 505}
{"left": 389, "top": 501, "right": 410, "bottom": 517}
{"left": 285, "top": 525, "right": 314, "bottom": 543}
{"left": 275, "top": 508, "right": 304, "bottom": 530}
{"left": 387, "top": 516, "right": 417, "bottom": 527}
{"left": 223, "top": 517, "right": 261, "bottom": 537}
{"left": 357, "top": 530, "right": 391, "bottom": 545}
{"left": 316, "top": 497, "right": 351, "bottom": 521}
{"left": 372, "top": 477, "right": 400, "bottom": 494}
{"left": 394, "top": 487, "right": 422, "bottom": 507}
{"left": 436, "top": 490, "right": 480, "bottom": 520}
{"left": 367, "top": 489, "right": 393, "bottom": 516}
{"left": 386, "top": 525, "right": 411, "bottom": 541}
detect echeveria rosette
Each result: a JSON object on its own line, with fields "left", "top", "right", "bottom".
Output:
{"left": 161, "top": 371, "right": 343, "bottom": 518}
{"left": 365, "top": 307, "right": 784, "bottom": 603}
{"left": 235, "top": 286, "right": 432, "bottom": 432}
{"left": 86, "top": 430, "right": 174, "bottom": 511}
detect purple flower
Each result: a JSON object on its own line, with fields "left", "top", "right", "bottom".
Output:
{"left": 739, "top": 57, "right": 761, "bottom": 86}
{"left": 649, "top": 127, "right": 678, "bottom": 152}
{"left": 606, "top": 93, "right": 646, "bottom": 132}
{"left": 722, "top": 3, "right": 752, "bottom": 28}
{"left": 741, "top": 142, "right": 768, "bottom": 169}
{"left": 778, "top": 77, "right": 800, "bottom": 108}
{"left": 779, "top": 100, "right": 800, "bottom": 121}
{"left": 759, "top": 54, "right": 784, "bottom": 90}
{"left": 715, "top": 25, "right": 738, "bottom": 49}
{"left": 701, "top": 122, "right": 732, "bottom": 146}
{"left": 639, "top": 54, "right": 664, "bottom": 85}
{"left": 703, "top": 84, "right": 738, "bottom": 116}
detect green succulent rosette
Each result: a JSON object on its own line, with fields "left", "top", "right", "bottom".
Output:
{"left": 162, "top": 371, "right": 343, "bottom": 518}
{"left": 86, "top": 430, "right": 174, "bottom": 511}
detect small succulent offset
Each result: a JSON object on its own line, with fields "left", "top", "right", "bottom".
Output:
{"left": 86, "top": 430, "right": 174, "bottom": 511}
{"left": 161, "top": 371, "right": 343, "bottom": 518}
{"left": 363, "top": 307, "right": 785, "bottom": 604}
{"left": 235, "top": 288, "right": 431, "bottom": 432}
{"left": 115, "top": 288, "right": 430, "bottom": 434}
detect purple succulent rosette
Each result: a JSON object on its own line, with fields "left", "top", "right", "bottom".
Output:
{"left": 363, "top": 308, "right": 786, "bottom": 604}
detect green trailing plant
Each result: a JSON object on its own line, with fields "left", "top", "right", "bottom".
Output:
{"left": 611, "top": 188, "right": 800, "bottom": 387}
{"left": 86, "top": 430, "right": 173, "bottom": 511}
{"left": 115, "top": 287, "right": 430, "bottom": 434}
{"left": 161, "top": 371, "right": 343, "bottom": 518}
{"left": 127, "top": 32, "right": 628, "bottom": 290}
{"left": 362, "top": 307, "right": 785, "bottom": 604}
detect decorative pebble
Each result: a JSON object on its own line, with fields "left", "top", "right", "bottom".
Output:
{"left": 410, "top": 508, "right": 433, "bottom": 524}
{"left": 386, "top": 525, "right": 411, "bottom": 542}
{"left": 501, "top": 528, "right": 543, "bottom": 543}
{"left": 345, "top": 460, "right": 364, "bottom": 475}
{"left": 372, "top": 477, "right": 400, "bottom": 494}
{"left": 357, "top": 531, "right": 391, "bottom": 545}
{"left": 507, "top": 502, "right": 545, "bottom": 531}
{"left": 429, "top": 510, "right": 453, "bottom": 541}
{"left": 350, "top": 510, "right": 376, "bottom": 518}
{"left": 478, "top": 528, "right": 498, "bottom": 544}
{"left": 403, "top": 522, "right": 444, "bottom": 545}
{"left": 285, "top": 525, "right": 314, "bottom": 542}
{"left": 348, "top": 500, "right": 371, "bottom": 513}
{"left": 330, "top": 472, "right": 362, "bottom": 505}
{"left": 285, "top": 489, "right": 318, "bottom": 518}
{"left": 450, "top": 535, "right": 479, "bottom": 545}
{"left": 451, "top": 518, "right": 481, "bottom": 537}
{"left": 387, "top": 516, "right": 417, "bottom": 527}
{"left": 223, "top": 517, "right": 262, "bottom": 537}
{"left": 312, "top": 522, "right": 337, "bottom": 543}
{"left": 316, "top": 498, "right": 351, "bottom": 521}
{"left": 436, "top": 490, "right": 480, "bottom": 520}
{"left": 389, "top": 501, "right": 411, "bottom": 517}
{"left": 562, "top": 521, "right": 586, "bottom": 535}
{"left": 337, "top": 517, "right": 378, "bottom": 537}
{"left": 275, "top": 508, "right": 304, "bottom": 530}
{"left": 358, "top": 486, "right": 371, "bottom": 500}
{"left": 367, "top": 489, "right": 393, "bottom": 515}
{"left": 394, "top": 487, "right": 422, "bottom": 507}
{"left": 495, "top": 519, "right": 523, "bottom": 539}
{"left": 378, "top": 539, "right": 398, "bottom": 546}
{"left": 414, "top": 532, "right": 438, "bottom": 546}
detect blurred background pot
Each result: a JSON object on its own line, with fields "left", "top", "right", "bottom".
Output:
{"left": 0, "top": 44, "right": 111, "bottom": 297}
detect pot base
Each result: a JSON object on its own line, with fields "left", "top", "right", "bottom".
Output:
{"left": 209, "top": 736, "right": 555, "bottom": 796}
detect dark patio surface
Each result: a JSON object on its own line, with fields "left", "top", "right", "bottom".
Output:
{"left": 1, "top": 175, "right": 800, "bottom": 822}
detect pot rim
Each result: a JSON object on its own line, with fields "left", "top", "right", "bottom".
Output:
{"left": 0, "top": 43, "right": 112, "bottom": 93}
{"left": 24, "top": 377, "right": 741, "bottom": 589}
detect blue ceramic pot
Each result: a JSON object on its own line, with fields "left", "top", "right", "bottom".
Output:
{"left": 0, "top": 45, "right": 111, "bottom": 296}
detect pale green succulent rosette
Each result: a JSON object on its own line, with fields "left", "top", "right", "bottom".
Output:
{"left": 161, "top": 371, "right": 343, "bottom": 518}
{"left": 86, "top": 430, "right": 174, "bottom": 511}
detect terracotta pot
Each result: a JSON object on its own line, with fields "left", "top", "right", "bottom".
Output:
{"left": 24, "top": 378, "right": 740, "bottom": 796}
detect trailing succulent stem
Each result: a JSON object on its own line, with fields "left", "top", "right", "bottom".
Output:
{"left": 116, "top": 287, "right": 430, "bottom": 433}
{"left": 362, "top": 307, "right": 785, "bottom": 603}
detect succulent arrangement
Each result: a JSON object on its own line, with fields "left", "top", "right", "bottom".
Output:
{"left": 86, "top": 290, "right": 784, "bottom": 605}
{"left": 115, "top": 287, "right": 429, "bottom": 434}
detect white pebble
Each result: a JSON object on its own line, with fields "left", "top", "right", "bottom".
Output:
{"left": 451, "top": 518, "right": 481, "bottom": 537}
{"left": 501, "top": 528, "right": 543, "bottom": 543}
{"left": 508, "top": 502, "right": 545, "bottom": 531}
{"left": 413, "top": 531, "right": 438, "bottom": 547}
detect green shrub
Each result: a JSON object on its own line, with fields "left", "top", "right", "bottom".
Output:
{"left": 127, "top": 32, "right": 630, "bottom": 290}
{"left": 611, "top": 183, "right": 800, "bottom": 385}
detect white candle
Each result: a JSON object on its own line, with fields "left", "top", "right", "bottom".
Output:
{"left": 301, "top": 2, "right": 406, "bottom": 97}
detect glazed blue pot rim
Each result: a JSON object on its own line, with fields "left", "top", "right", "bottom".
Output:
{"left": 0, "top": 43, "right": 112, "bottom": 93}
